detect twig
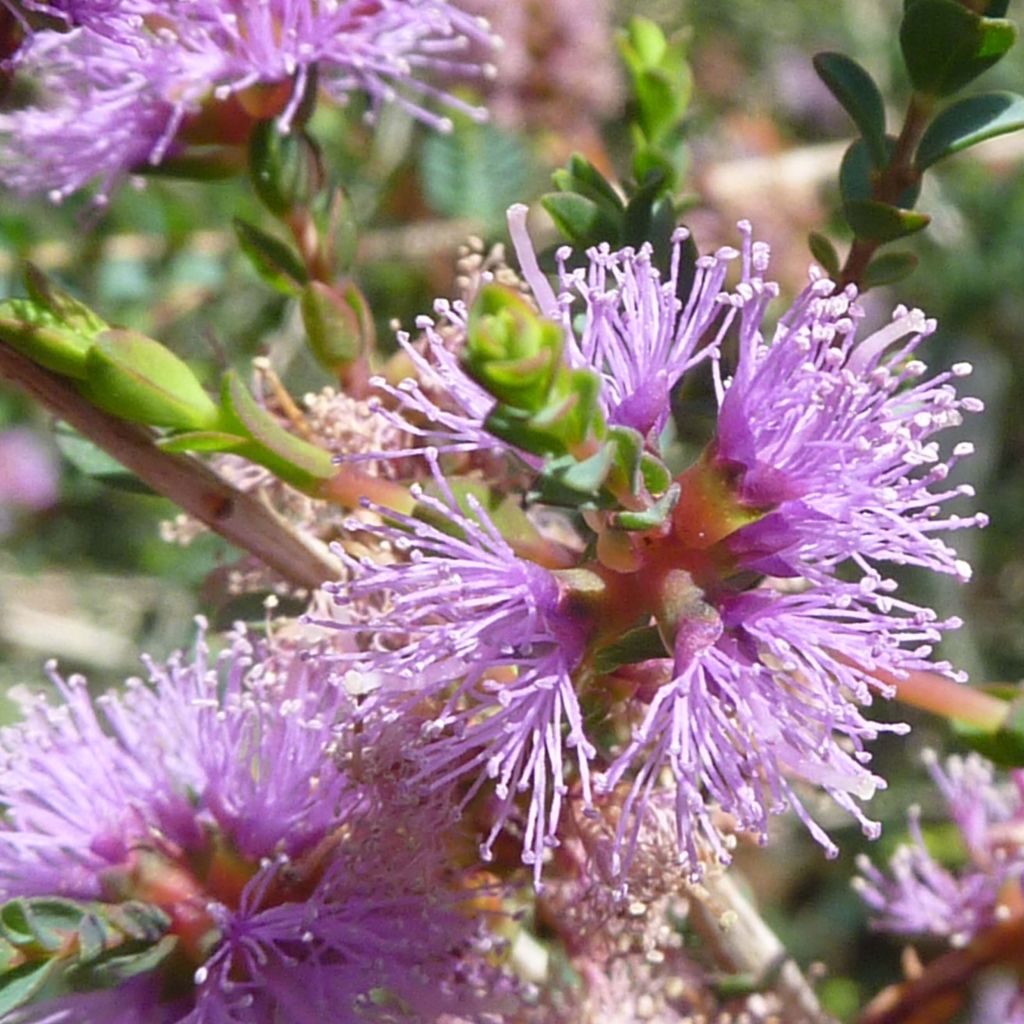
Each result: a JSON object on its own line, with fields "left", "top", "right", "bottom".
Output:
{"left": 688, "top": 868, "right": 835, "bottom": 1024}
{"left": 0, "top": 340, "right": 341, "bottom": 591}
{"left": 858, "top": 913, "right": 1024, "bottom": 1024}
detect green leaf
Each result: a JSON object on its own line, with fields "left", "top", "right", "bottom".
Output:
{"left": 623, "top": 16, "right": 667, "bottom": 67}
{"left": 812, "top": 52, "right": 888, "bottom": 167}
{"left": 541, "top": 192, "right": 621, "bottom": 248}
{"left": 155, "top": 430, "right": 248, "bottom": 454}
{"left": 558, "top": 446, "right": 615, "bottom": 495}
{"left": 76, "top": 915, "right": 108, "bottom": 965}
{"left": 300, "top": 281, "right": 363, "bottom": 371}
{"left": 808, "top": 232, "right": 841, "bottom": 277}
{"left": 79, "top": 330, "right": 222, "bottom": 431}
{"left": 640, "top": 453, "right": 672, "bottom": 496}
{"left": 70, "top": 934, "right": 179, "bottom": 990}
{"left": 0, "top": 960, "right": 57, "bottom": 1016}
{"left": 220, "top": 371, "right": 335, "bottom": 488}
{"left": 551, "top": 154, "right": 624, "bottom": 215}
{"left": 613, "top": 483, "right": 681, "bottom": 531}
{"left": 464, "top": 284, "right": 564, "bottom": 411}
{"left": 233, "top": 217, "right": 309, "bottom": 296}
{"left": 248, "top": 120, "right": 324, "bottom": 217}
{"left": 839, "top": 138, "right": 922, "bottom": 209}
{"left": 863, "top": 251, "right": 919, "bottom": 288}
{"left": 0, "top": 901, "right": 37, "bottom": 947}
{"left": 900, "top": 0, "right": 1017, "bottom": 96}
{"left": 592, "top": 624, "right": 670, "bottom": 673}
{"left": 23, "top": 264, "right": 106, "bottom": 337}
{"left": 0, "top": 299, "right": 94, "bottom": 378}
{"left": 954, "top": 697, "right": 1024, "bottom": 767}
{"left": 421, "top": 121, "right": 536, "bottom": 230}
{"left": 917, "top": 91, "right": 1024, "bottom": 168}
{"left": 844, "top": 199, "right": 931, "bottom": 242}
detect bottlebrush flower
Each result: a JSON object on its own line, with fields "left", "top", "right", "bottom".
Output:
{"left": 337, "top": 213, "right": 985, "bottom": 885}
{"left": 323, "top": 451, "right": 595, "bottom": 886}
{"left": 855, "top": 752, "right": 1024, "bottom": 944}
{"left": 0, "top": 1, "right": 495, "bottom": 202}
{"left": 0, "top": 623, "right": 509, "bottom": 1022}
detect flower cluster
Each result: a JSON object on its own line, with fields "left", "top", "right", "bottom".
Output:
{"left": 1, "top": 0, "right": 495, "bottom": 202}
{"left": 855, "top": 752, "right": 1024, "bottom": 944}
{"left": 0, "top": 622, "right": 509, "bottom": 1022}
{"left": 328, "top": 211, "right": 985, "bottom": 886}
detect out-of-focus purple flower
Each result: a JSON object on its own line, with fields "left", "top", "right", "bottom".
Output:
{"left": 856, "top": 752, "right": 1024, "bottom": 946}
{"left": 0, "top": 622, "right": 510, "bottom": 1022}
{"left": 323, "top": 451, "right": 594, "bottom": 885}
{"left": 0, "top": 427, "right": 58, "bottom": 521}
{"left": 1, "top": 1, "right": 495, "bottom": 202}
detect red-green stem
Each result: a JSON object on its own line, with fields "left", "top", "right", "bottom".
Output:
{"left": 873, "top": 665, "right": 1009, "bottom": 731}
{"left": 838, "top": 93, "right": 934, "bottom": 289}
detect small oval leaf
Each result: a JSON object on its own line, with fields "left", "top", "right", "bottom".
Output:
{"left": 808, "top": 232, "right": 841, "bottom": 277}
{"left": 812, "top": 52, "right": 888, "bottom": 167}
{"left": 862, "top": 251, "right": 919, "bottom": 289}
{"left": 917, "top": 91, "right": 1024, "bottom": 169}
{"left": 233, "top": 217, "right": 309, "bottom": 296}
{"left": 80, "top": 330, "right": 222, "bottom": 431}
{"left": 844, "top": 200, "right": 931, "bottom": 242}
{"left": 540, "top": 192, "right": 621, "bottom": 248}
{"left": 900, "top": 0, "right": 1017, "bottom": 97}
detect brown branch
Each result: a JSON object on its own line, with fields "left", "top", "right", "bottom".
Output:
{"left": 859, "top": 914, "right": 1024, "bottom": 1024}
{"left": 0, "top": 340, "right": 341, "bottom": 592}
{"left": 688, "top": 869, "right": 835, "bottom": 1024}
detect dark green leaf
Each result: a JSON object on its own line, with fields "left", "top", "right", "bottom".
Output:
{"left": 839, "top": 138, "right": 922, "bottom": 210}
{"left": 592, "top": 624, "right": 670, "bottom": 673}
{"left": 134, "top": 146, "right": 243, "bottom": 181}
{"left": 812, "top": 52, "right": 888, "bottom": 167}
{"left": 233, "top": 217, "right": 309, "bottom": 296}
{"left": 248, "top": 121, "right": 324, "bottom": 216}
{"left": 954, "top": 708, "right": 1024, "bottom": 767}
{"left": 844, "top": 199, "right": 930, "bottom": 242}
{"left": 917, "top": 91, "right": 1024, "bottom": 168}
{"left": 900, "top": 0, "right": 1016, "bottom": 96}
{"left": 863, "top": 251, "right": 919, "bottom": 288}
{"left": 551, "top": 154, "right": 624, "bottom": 214}
{"left": 808, "top": 232, "right": 841, "bottom": 277}
{"left": 541, "top": 192, "right": 621, "bottom": 248}
{"left": 0, "top": 902, "right": 36, "bottom": 947}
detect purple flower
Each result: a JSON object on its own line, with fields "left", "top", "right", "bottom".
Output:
{"left": 1, "top": 1, "right": 495, "bottom": 202}
{"left": 855, "top": 752, "right": 1024, "bottom": 945}
{"left": 710, "top": 264, "right": 986, "bottom": 582}
{"left": 336, "top": 215, "right": 985, "bottom": 884}
{"left": 0, "top": 623, "right": 510, "bottom": 1022}
{"left": 323, "top": 451, "right": 594, "bottom": 885}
